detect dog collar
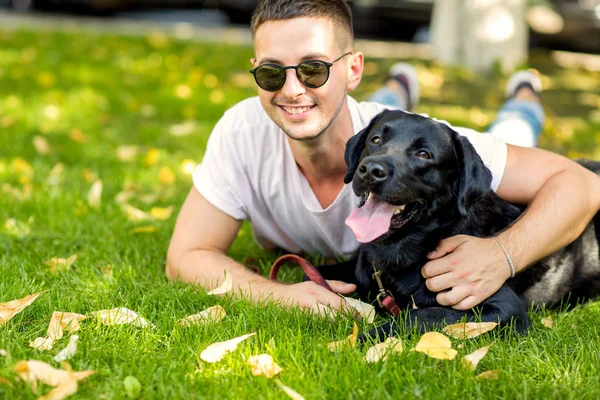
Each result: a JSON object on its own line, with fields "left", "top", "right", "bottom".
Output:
{"left": 372, "top": 264, "right": 400, "bottom": 317}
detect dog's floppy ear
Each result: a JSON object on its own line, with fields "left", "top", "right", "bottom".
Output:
{"left": 343, "top": 111, "right": 386, "bottom": 184}
{"left": 450, "top": 129, "right": 492, "bottom": 216}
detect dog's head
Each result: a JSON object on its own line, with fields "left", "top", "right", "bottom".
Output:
{"left": 344, "top": 110, "right": 491, "bottom": 244}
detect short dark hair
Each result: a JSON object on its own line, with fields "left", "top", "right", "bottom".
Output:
{"left": 251, "top": 0, "right": 354, "bottom": 50}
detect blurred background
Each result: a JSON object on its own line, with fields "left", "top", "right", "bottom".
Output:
{"left": 1, "top": 0, "right": 599, "bottom": 54}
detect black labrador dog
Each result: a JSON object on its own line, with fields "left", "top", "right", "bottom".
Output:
{"left": 313, "top": 110, "right": 600, "bottom": 340}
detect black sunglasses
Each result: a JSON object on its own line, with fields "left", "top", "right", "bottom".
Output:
{"left": 249, "top": 52, "right": 352, "bottom": 92}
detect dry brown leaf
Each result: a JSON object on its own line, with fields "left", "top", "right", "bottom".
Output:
{"left": 541, "top": 316, "right": 554, "bottom": 328}
{"left": 206, "top": 270, "right": 232, "bottom": 295}
{"left": 114, "top": 191, "right": 135, "bottom": 205}
{"left": 0, "top": 292, "right": 42, "bottom": 325}
{"left": 48, "top": 312, "right": 88, "bottom": 341}
{"left": 177, "top": 305, "right": 226, "bottom": 326}
{"left": 200, "top": 333, "right": 256, "bottom": 363}
{"left": 364, "top": 337, "right": 403, "bottom": 363}
{"left": 476, "top": 370, "right": 501, "bottom": 380}
{"left": 45, "top": 255, "right": 77, "bottom": 274}
{"left": 87, "top": 180, "right": 103, "bottom": 209}
{"left": 342, "top": 297, "right": 376, "bottom": 323}
{"left": 413, "top": 332, "right": 457, "bottom": 360}
{"left": 327, "top": 322, "right": 359, "bottom": 352}
{"left": 150, "top": 207, "right": 173, "bottom": 220}
{"left": 91, "top": 307, "right": 155, "bottom": 328}
{"left": 53, "top": 335, "right": 79, "bottom": 362}
{"left": 275, "top": 379, "right": 306, "bottom": 400}
{"left": 247, "top": 354, "right": 283, "bottom": 378}
{"left": 14, "top": 360, "right": 95, "bottom": 400}
{"left": 443, "top": 322, "right": 498, "bottom": 339}
{"left": 29, "top": 337, "right": 54, "bottom": 351}
{"left": 461, "top": 344, "right": 492, "bottom": 371}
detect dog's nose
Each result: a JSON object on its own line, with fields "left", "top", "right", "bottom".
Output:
{"left": 358, "top": 161, "right": 388, "bottom": 182}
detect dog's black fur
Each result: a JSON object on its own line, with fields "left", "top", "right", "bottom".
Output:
{"left": 311, "top": 110, "right": 600, "bottom": 341}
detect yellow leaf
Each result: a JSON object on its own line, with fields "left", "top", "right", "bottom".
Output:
{"left": 541, "top": 316, "right": 554, "bottom": 328}
{"left": 33, "top": 136, "right": 51, "bottom": 155}
{"left": 200, "top": 332, "right": 256, "bottom": 363}
{"left": 87, "top": 180, "right": 103, "bottom": 209}
{"left": 413, "top": 332, "right": 457, "bottom": 360}
{"left": 175, "top": 84, "right": 192, "bottom": 99}
{"left": 37, "top": 71, "right": 56, "bottom": 87}
{"left": 169, "top": 121, "right": 197, "bottom": 136}
{"left": 207, "top": 269, "right": 233, "bottom": 295}
{"left": 443, "top": 322, "right": 498, "bottom": 339}
{"left": 47, "top": 312, "right": 87, "bottom": 341}
{"left": 247, "top": 354, "right": 283, "bottom": 378}
{"left": 69, "top": 129, "right": 87, "bottom": 143}
{"left": 364, "top": 337, "right": 403, "bottom": 363}
{"left": 150, "top": 207, "right": 173, "bottom": 220}
{"left": 461, "top": 344, "right": 492, "bottom": 371}
{"left": 342, "top": 297, "right": 376, "bottom": 323}
{"left": 45, "top": 254, "right": 77, "bottom": 274}
{"left": 328, "top": 322, "right": 359, "bottom": 352}
{"left": 14, "top": 360, "right": 95, "bottom": 400}
{"left": 53, "top": 335, "right": 79, "bottom": 362}
{"left": 275, "top": 379, "right": 305, "bottom": 400}
{"left": 91, "top": 307, "right": 155, "bottom": 328}
{"left": 143, "top": 148, "right": 160, "bottom": 167}
{"left": 0, "top": 292, "right": 42, "bottom": 325}
{"left": 178, "top": 305, "right": 226, "bottom": 326}
{"left": 476, "top": 370, "right": 501, "bottom": 380}
{"left": 29, "top": 337, "right": 54, "bottom": 351}
{"left": 121, "top": 204, "right": 152, "bottom": 221}
{"left": 203, "top": 74, "right": 218, "bottom": 88}
{"left": 158, "top": 167, "right": 176, "bottom": 185}
{"left": 0, "top": 349, "right": 8, "bottom": 357}
{"left": 47, "top": 163, "right": 64, "bottom": 186}
{"left": 80, "top": 169, "right": 96, "bottom": 183}
{"left": 0, "top": 377, "right": 14, "bottom": 389}
{"left": 12, "top": 157, "right": 33, "bottom": 179}
{"left": 133, "top": 226, "right": 158, "bottom": 234}
{"left": 116, "top": 145, "right": 139, "bottom": 162}
{"left": 209, "top": 89, "right": 225, "bottom": 104}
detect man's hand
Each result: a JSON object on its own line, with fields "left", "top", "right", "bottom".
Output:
{"left": 421, "top": 235, "right": 512, "bottom": 310}
{"left": 271, "top": 280, "right": 357, "bottom": 317}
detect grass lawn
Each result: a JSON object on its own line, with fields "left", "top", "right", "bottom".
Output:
{"left": 1, "top": 27, "right": 600, "bottom": 399}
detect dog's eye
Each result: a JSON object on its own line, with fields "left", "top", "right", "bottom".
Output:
{"left": 416, "top": 150, "right": 431, "bottom": 159}
{"left": 370, "top": 136, "right": 381, "bottom": 144}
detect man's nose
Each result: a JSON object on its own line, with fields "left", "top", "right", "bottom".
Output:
{"left": 281, "top": 69, "right": 305, "bottom": 97}
{"left": 357, "top": 160, "right": 388, "bottom": 183}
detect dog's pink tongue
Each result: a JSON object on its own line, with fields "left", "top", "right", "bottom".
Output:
{"left": 345, "top": 195, "right": 397, "bottom": 243}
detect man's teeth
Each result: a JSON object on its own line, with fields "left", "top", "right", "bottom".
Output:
{"left": 393, "top": 204, "right": 406, "bottom": 215}
{"left": 283, "top": 106, "right": 312, "bottom": 115}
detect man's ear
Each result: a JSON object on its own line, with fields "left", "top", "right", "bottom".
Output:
{"left": 450, "top": 128, "right": 492, "bottom": 216}
{"left": 347, "top": 51, "right": 364, "bottom": 92}
{"left": 343, "top": 111, "right": 385, "bottom": 184}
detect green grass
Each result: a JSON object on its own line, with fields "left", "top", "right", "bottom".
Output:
{"left": 1, "top": 27, "right": 600, "bottom": 399}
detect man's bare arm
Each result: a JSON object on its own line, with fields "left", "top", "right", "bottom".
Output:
{"left": 166, "top": 188, "right": 356, "bottom": 314}
{"left": 422, "top": 145, "right": 600, "bottom": 309}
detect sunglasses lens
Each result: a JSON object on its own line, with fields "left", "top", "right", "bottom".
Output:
{"left": 297, "top": 61, "right": 328, "bottom": 88}
{"left": 254, "top": 65, "right": 286, "bottom": 91}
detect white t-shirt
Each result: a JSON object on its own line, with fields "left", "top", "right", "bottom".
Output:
{"left": 193, "top": 96, "right": 507, "bottom": 258}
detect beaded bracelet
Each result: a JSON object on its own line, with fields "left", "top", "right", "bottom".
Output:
{"left": 491, "top": 236, "right": 516, "bottom": 278}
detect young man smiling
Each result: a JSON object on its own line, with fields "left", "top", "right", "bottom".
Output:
{"left": 166, "top": 0, "right": 600, "bottom": 316}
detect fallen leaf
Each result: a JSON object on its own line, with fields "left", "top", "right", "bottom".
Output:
{"left": 0, "top": 292, "right": 42, "bottom": 325}
{"left": 541, "top": 316, "right": 554, "bottom": 328}
{"left": 443, "top": 322, "right": 498, "bottom": 339}
{"left": 45, "top": 255, "right": 77, "bottom": 274}
{"left": 150, "top": 207, "right": 173, "bottom": 220}
{"left": 169, "top": 121, "right": 197, "bottom": 136}
{"left": 69, "top": 128, "right": 87, "bottom": 143}
{"left": 47, "top": 163, "right": 64, "bottom": 186}
{"left": 342, "top": 297, "right": 376, "bottom": 323}
{"left": 30, "top": 337, "right": 54, "bottom": 351}
{"left": 275, "top": 379, "right": 306, "bottom": 400}
{"left": 91, "top": 307, "right": 155, "bottom": 328}
{"left": 461, "top": 344, "right": 492, "bottom": 371}
{"left": 33, "top": 136, "right": 51, "bottom": 155}
{"left": 121, "top": 204, "right": 152, "bottom": 222}
{"left": 413, "top": 332, "right": 457, "bottom": 360}
{"left": 48, "top": 312, "right": 88, "bottom": 341}
{"left": 364, "top": 337, "right": 403, "bottom": 363}
{"left": 158, "top": 167, "right": 175, "bottom": 185}
{"left": 133, "top": 226, "right": 158, "bottom": 234}
{"left": 114, "top": 191, "right": 135, "bottom": 205}
{"left": 87, "top": 180, "right": 103, "bottom": 209}
{"left": 207, "top": 270, "right": 233, "bottom": 295}
{"left": 123, "top": 375, "right": 142, "bottom": 398}
{"left": 200, "top": 333, "right": 256, "bottom": 363}
{"left": 14, "top": 360, "right": 95, "bottom": 400}
{"left": 143, "top": 148, "right": 160, "bottom": 167}
{"left": 53, "top": 335, "right": 79, "bottom": 362}
{"left": 116, "top": 146, "right": 139, "bottom": 162}
{"left": 327, "top": 322, "right": 359, "bottom": 351}
{"left": 177, "top": 305, "right": 226, "bottom": 326}
{"left": 314, "top": 302, "right": 338, "bottom": 320}
{"left": 247, "top": 354, "right": 283, "bottom": 378}
{"left": 0, "top": 377, "right": 14, "bottom": 389}
{"left": 80, "top": 169, "right": 96, "bottom": 183}
{"left": 0, "top": 349, "right": 8, "bottom": 357}
{"left": 476, "top": 370, "right": 501, "bottom": 380}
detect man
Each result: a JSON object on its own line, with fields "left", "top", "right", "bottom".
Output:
{"left": 166, "top": 0, "right": 600, "bottom": 316}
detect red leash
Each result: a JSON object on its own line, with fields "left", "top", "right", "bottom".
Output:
{"left": 269, "top": 254, "right": 400, "bottom": 316}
